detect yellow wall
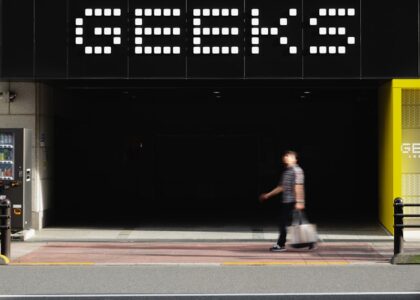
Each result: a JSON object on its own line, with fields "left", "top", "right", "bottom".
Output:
{"left": 379, "top": 80, "right": 420, "bottom": 234}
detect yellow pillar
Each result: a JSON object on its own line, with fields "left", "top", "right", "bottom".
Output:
{"left": 379, "top": 79, "right": 420, "bottom": 234}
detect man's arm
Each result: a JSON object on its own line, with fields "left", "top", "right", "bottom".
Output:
{"left": 260, "top": 186, "right": 283, "bottom": 202}
{"left": 295, "top": 184, "right": 305, "bottom": 210}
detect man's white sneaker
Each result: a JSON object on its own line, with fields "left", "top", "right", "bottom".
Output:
{"left": 270, "top": 245, "right": 287, "bottom": 252}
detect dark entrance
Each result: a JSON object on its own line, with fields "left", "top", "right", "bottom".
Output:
{"left": 51, "top": 84, "right": 378, "bottom": 228}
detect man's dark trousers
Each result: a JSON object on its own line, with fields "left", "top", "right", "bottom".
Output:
{"left": 277, "top": 202, "right": 295, "bottom": 247}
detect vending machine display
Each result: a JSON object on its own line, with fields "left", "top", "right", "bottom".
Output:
{"left": 0, "top": 133, "right": 15, "bottom": 180}
{"left": 0, "top": 129, "right": 32, "bottom": 233}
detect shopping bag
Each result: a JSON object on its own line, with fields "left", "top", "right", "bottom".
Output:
{"left": 288, "top": 210, "right": 318, "bottom": 248}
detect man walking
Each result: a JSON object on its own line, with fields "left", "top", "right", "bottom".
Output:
{"left": 259, "top": 150, "right": 307, "bottom": 252}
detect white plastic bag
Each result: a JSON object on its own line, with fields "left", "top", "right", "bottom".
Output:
{"left": 288, "top": 210, "right": 318, "bottom": 248}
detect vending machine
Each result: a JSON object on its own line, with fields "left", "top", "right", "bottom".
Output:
{"left": 0, "top": 128, "right": 32, "bottom": 232}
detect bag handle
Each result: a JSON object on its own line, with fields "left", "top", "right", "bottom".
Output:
{"left": 292, "top": 209, "right": 309, "bottom": 225}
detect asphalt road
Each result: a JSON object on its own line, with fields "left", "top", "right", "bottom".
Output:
{"left": 0, "top": 265, "right": 419, "bottom": 296}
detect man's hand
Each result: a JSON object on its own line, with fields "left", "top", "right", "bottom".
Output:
{"left": 259, "top": 193, "right": 269, "bottom": 203}
{"left": 295, "top": 202, "right": 305, "bottom": 210}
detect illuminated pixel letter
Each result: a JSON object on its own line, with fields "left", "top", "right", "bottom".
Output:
{"left": 250, "top": 8, "right": 298, "bottom": 55}
{"left": 75, "top": 8, "right": 122, "bottom": 55}
{"left": 192, "top": 8, "right": 240, "bottom": 55}
{"left": 134, "top": 8, "right": 182, "bottom": 55}
{"left": 308, "top": 8, "right": 356, "bottom": 55}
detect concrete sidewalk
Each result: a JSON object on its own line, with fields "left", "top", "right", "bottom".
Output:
{"left": 4, "top": 225, "right": 419, "bottom": 266}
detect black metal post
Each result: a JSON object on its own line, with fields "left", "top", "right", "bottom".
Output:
{"left": 394, "top": 198, "right": 404, "bottom": 255}
{"left": 0, "top": 196, "right": 11, "bottom": 259}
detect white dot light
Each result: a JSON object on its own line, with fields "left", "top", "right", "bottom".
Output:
{"left": 104, "top": 9, "right": 112, "bottom": 16}
{"left": 163, "top": 28, "right": 171, "bottom": 35}
{"left": 251, "top": 9, "right": 259, "bottom": 16}
{"left": 85, "top": 46, "right": 92, "bottom": 54}
{"left": 135, "top": 47, "right": 143, "bottom": 54}
{"left": 203, "top": 28, "right": 210, "bottom": 35}
{"left": 309, "top": 46, "right": 317, "bottom": 54}
{"left": 75, "top": 37, "right": 83, "bottom": 45}
{"left": 145, "top": 47, "right": 152, "bottom": 54}
{"left": 329, "top": 27, "right": 336, "bottom": 35}
{"left": 154, "top": 9, "right": 162, "bottom": 16}
{"left": 280, "top": 18, "right": 287, "bottom": 26}
{"left": 252, "top": 18, "right": 259, "bottom": 26}
{"left": 193, "top": 18, "right": 201, "bottom": 26}
{"left": 289, "top": 8, "right": 297, "bottom": 16}
{"left": 135, "top": 28, "right": 143, "bottom": 35}
{"left": 231, "top": 46, "right": 239, "bottom": 54}
{"left": 212, "top": 27, "right": 220, "bottom": 35}
{"left": 193, "top": 37, "right": 201, "bottom": 45}
{"left": 75, "top": 27, "right": 83, "bottom": 35}
{"left": 231, "top": 9, "right": 239, "bottom": 16}
{"left": 193, "top": 28, "right": 201, "bottom": 35}
{"left": 173, "top": 47, "right": 180, "bottom": 54}
{"left": 348, "top": 36, "right": 355, "bottom": 44}
{"left": 173, "top": 9, "right": 181, "bottom": 16}
{"left": 135, "top": 9, "right": 143, "bottom": 16}
{"left": 154, "top": 46, "right": 162, "bottom": 54}
{"left": 135, "top": 18, "right": 142, "bottom": 26}
{"left": 328, "top": 8, "right": 336, "bottom": 16}
{"left": 222, "top": 28, "right": 229, "bottom": 35}
{"left": 252, "top": 47, "right": 259, "bottom": 54}
{"left": 145, "top": 28, "right": 152, "bottom": 35}
{"left": 113, "top": 27, "right": 121, "bottom": 35}
{"left": 231, "top": 28, "right": 239, "bottom": 35}
{"left": 163, "top": 46, "right": 171, "bottom": 54}
{"left": 85, "top": 9, "right": 93, "bottom": 16}
{"left": 252, "top": 37, "right": 259, "bottom": 45}
{"left": 251, "top": 28, "right": 259, "bottom": 35}
{"left": 75, "top": 18, "right": 83, "bottom": 26}
{"left": 270, "top": 28, "right": 278, "bottom": 35}
{"left": 261, "top": 28, "right": 269, "bottom": 35}
{"left": 173, "top": 27, "right": 181, "bottom": 35}
{"left": 329, "top": 46, "right": 336, "bottom": 54}
{"left": 94, "top": 46, "right": 102, "bottom": 54}
{"left": 280, "top": 37, "right": 288, "bottom": 44}
{"left": 348, "top": 8, "right": 355, "bottom": 16}
{"left": 193, "top": 9, "right": 200, "bottom": 16}
{"left": 212, "top": 9, "right": 220, "bottom": 16}
{"left": 338, "top": 8, "right": 346, "bottom": 16}
{"left": 113, "top": 37, "right": 121, "bottom": 44}
{"left": 319, "top": 27, "right": 327, "bottom": 35}
{"left": 154, "top": 27, "right": 162, "bottom": 35}
{"left": 212, "top": 46, "right": 220, "bottom": 54}
{"left": 338, "top": 46, "right": 346, "bottom": 54}
{"left": 94, "top": 27, "right": 102, "bottom": 35}
{"left": 310, "top": 18, "right": 317, "bottom": 26}
{"left": 94, "top": 9, "right": 102, "bottom": 16}
{"left": 145, "top": 9, "right": 152, "bottom": 16}
{"left": 104, "top": 27, "right": 111, "bottom": 35}
{"left": 222, "top": 47, "right": 229, "bottom": 54}
{"left": 104, "top": 46, "right": 111, "bottom": 54}
{"left": 289, "top": 46, "right": 297, "bottom": 54}
{"left": 319, "top": 8, "right": 327, "bottom": 16}
{"left": 222, "top": 9, "right": 229, "bottom": 16}
{"left": 203, "top": 47, "right": 210, "bottom": 54}
{"left": 113, "top": 9, "right": 121, "bottom": 16}
{"left": 135, "top": 37, "right": 143, "bottom": 45}
{"left": 319, "top": 46, "right": 327, "bottom": 54}
{"left": 163, "top": 8, "right": 171, "bottom": 16}
{"left": 203, "top": 9, "right": 210, "bottom": 16}
{"left": 194, "top": 47, "right": 201, "bottom": 54}
{"left": 338, "top": 27, "right": 346, "bottom": 35}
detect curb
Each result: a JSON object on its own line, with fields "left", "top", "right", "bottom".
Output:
{"left": 391, "top": 253, "right": 420, "bottom": 264}
{"left": 0, "top": 255, "right": 10, "bottom": 265}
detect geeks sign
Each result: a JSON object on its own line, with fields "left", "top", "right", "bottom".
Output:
{"left": 67, "top": 0, "right": 361, "bottom": 78}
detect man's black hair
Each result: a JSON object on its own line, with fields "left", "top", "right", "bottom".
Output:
{"left": 284, "top": 150, "right": 298, "bottom": 159}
